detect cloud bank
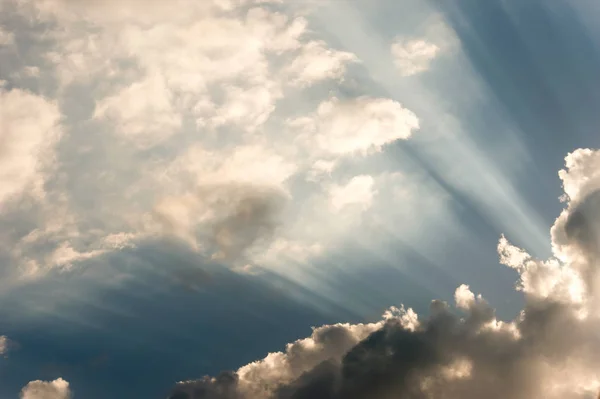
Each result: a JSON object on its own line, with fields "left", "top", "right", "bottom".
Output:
{"left": 168, "top": 149, "right": 600, "bottom": 399}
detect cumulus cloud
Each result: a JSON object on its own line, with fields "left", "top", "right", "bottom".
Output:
{"left": 167, "top": 149, "right": 600, "bottom": 399}
{"left": 93, "top": 72, "right": 182, "bottom": 148}
{"left": 285, "top": 40, "right": 358, "bottom": 87}
{"left": 289, "top": 96, "right": 419, "bottom": 157}
{"left": 20, "top": 378, "right": 71, "bottom": 399}
{"left": 391, "top": 38, "right": 440, "bottom": 77}
{"left": 170, "top": 320, "right": 385, "bottom": 399}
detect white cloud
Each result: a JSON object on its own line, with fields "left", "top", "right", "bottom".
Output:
{"left": 558, "top": 148, "right": 600, "bottom": 203}
{"left": 290, "top": 96, "right": 419, "bottom": 157}
{"left": 164, "top": 144, "right": 297, "bottom": 188}
{"left": 0, "top": 88, "right": 62, "bottom": 207}
{"left": 285, "top": 40, "right": 358, "bottom": 87}
{"left": 329, "top": 175, "right": 376, "bottom": 212}
{"left": 37, "top": 0, "right": 311, "bottom": 145}
{"left": 20, "top": 378, "right": 71, "bottom": 399}
{"left": 48, "top": 242, "right": 106, "bottom": 270}
{"left": 391, "top": 38, "right": 440, "bottom": 76}
{"left": 454, "top": 284, "right": 476, "bottom": 310}
{"left": 0, "top": 0, "right": 418, "bottom": 279}
{"left": 93, "top": 72, "right": 182, "bottom": 147}
{"left": 210, "top": 84, "right": 280, "bottom": 131}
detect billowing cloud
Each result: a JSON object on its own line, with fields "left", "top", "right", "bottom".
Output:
{"left": 20, "top": 378, "right": 71, "bottom": 399}
{"left": 285, "top": 40, "right": 358, "bottom": 87}
{"left": 391, "top": 38, "right": 439, "bottom": 76}
{"left": 167, "top": 149, "right": 600, "bottom": 399}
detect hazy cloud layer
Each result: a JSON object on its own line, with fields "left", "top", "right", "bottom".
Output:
{"left": 168, "top": 149, "right": 600, "bottom": 399}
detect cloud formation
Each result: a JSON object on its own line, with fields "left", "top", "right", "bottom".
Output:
{"left": 290, "top": 96, "right": 419, "bottom": 157}
{"left": 0, "top": 0, "right": 422, "bottom": 278}
{"left": 168, "top": 149, "right": 600, "bottom": 399}
{"left": 391, "top": 38, "right": 439, "bottom": 76}
{"left": 0, "top": 87, "right": 62, "bottom": 207}
{"left": 329, "top": 175, "right": 376, "bottom": 212}
{"left": 20, "top": 378, "right": 71, "bottom": 399}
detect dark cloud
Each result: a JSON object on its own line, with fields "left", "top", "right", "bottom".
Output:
{"left": 563, "top": 189, "right": 600, "bottom": 259}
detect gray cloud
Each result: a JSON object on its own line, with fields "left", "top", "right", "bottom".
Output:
{"left": 152, "top": 184, "right": 288, "bottom": 264}
{"left": 210, "top": 187, "right": 288, "bottom": 262}
{"left": 563, "top": 189, "right": 600, "bottom": 260}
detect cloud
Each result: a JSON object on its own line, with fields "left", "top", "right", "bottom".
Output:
{"left": 20, "top": 378, "right": 71, "bottom": 399}
{"left": 391, "top": 38, "right": 440, "bottom": 76}
{"left": 0, "top": 26, "right": 14, "bottom": 46}
{"left": 93, "top": 72, "right": 182, "bottom": 148}
{"left": 0, "top": 87, "right": 62, "bottom": 207}
{"left": 289, "top": 96, "right": 419, "bottom": 157}
{"left": 0, "top": 335, "right": 12, "bottom": 356}
{"left": 285, "top": 40, "right": 358, "bottom": 87}
{"left": 167, "top": 149, "right": 600, "bottom": 399}
{"left": 152, "top": 184, "right": 288, "bottom": 263}
{"left": 252, "top": 238, "right": 324, "bottom": 266}
{"left": 170, "top": 320, "right": 385, "bottom": 399}
{"left": 0, "top": 0, "right": 424, "bottom": 280}
{"left": 329, "top": 175, "right": 376, "bottom": 212}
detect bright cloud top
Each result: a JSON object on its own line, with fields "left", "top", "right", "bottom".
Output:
{"left": 290, "top": 96, "right": 419, "bottom": 157}
{"left": 20, "top": 378, "right": 72, "bottom": 399}
{"left": 169, "top": 149, "right": 600, "bottom": 399}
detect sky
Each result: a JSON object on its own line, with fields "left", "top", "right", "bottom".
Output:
{"left": 1, "top": 0, "right": 600, "bottom": 398}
